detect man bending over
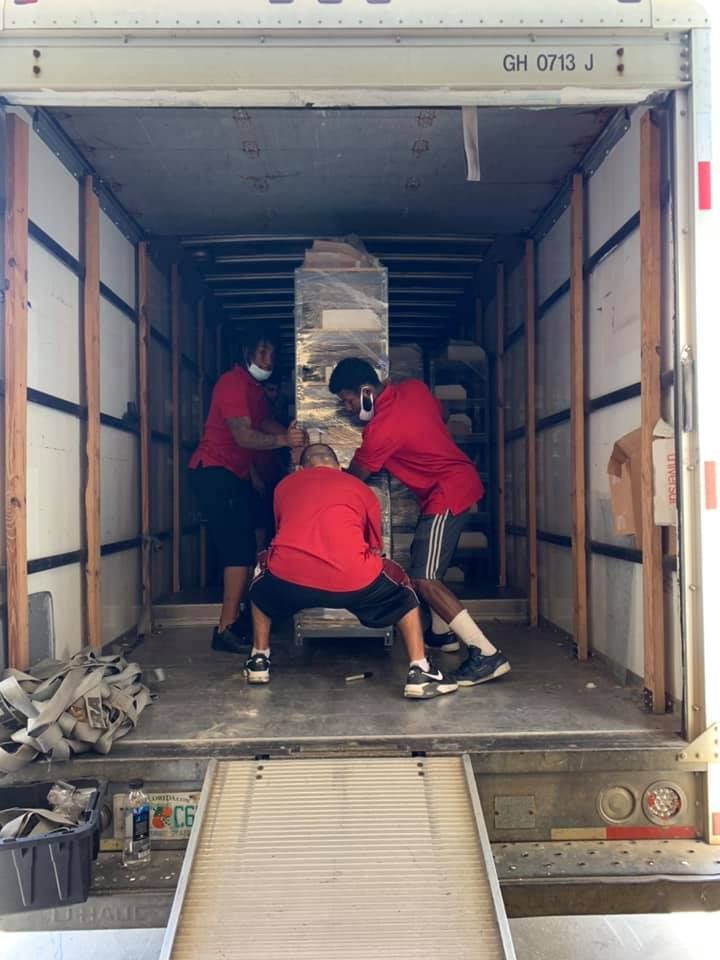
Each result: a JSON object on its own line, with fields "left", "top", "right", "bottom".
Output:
{"left": 245, "top": 444, "right": 458, "bottom": 700}
{"left": 328, "top": 358, "right": 510, "bottom": 687}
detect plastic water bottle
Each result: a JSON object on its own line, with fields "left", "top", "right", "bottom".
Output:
{"left": 122, "top": 779, "right": 151, "bottom": 867}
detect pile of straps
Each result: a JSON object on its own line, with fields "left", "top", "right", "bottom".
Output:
{"left": 0, "top": 652, "right": 152, "bottom": 775}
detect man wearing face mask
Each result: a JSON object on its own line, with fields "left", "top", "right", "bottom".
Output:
{"left": 189, "top": 325, "right": 305, "bottom": 653}
{"left": 328, "top": 357, "right": 510, "bottom": 687}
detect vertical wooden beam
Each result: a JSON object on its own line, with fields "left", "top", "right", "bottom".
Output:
{"left": 3, "top": 115, "right": 29, "bottom": 668}
{"left": 525, "top": 239, "right": 538, "bottom": 626}
{"left": 196, "top": 298, "right": 207, "bottom": 588}
{"left": 640, "top": 111, "right": 666, "bottom": 713}
{"left": 570, "top": 173, "right": 589, "bottom": 661}
{"left": 137, "top": 242, "right": 152, "bottom": 631}
{"left": 170, "top": 264, "right": 182, "bottom": 594}
{"left": 81, "top": 176, "right": 102, "bottom": 649}
{"left": 495, "top": 264, "right": 507, "bottom": 588}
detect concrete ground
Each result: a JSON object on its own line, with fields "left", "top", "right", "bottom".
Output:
{"left": 1, "top": 914, "right": 718, "bottom": 959}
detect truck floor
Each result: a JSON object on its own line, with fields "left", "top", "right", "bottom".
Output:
{"left": 118, "top": 622, "right": 679, "bottom": 755}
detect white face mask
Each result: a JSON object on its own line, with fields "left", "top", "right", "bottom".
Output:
{"left": 358, "top": 386, "right": 375, "bottom": 422}
{"left": 248, "top": 362, "right": 272, "bottom": 382}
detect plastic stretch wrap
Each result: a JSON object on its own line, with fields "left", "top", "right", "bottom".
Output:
{"left": 294, "top": 249, "right": 392, "bottom": 634}
{"left": 295, "top": 267, "right": 389, "bottom": 467}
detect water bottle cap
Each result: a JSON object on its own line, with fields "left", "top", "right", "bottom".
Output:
{"left": 129, "top": 778, "right": 144, "bottom": 790}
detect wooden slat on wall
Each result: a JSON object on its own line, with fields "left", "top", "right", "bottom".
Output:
{"left": 137, "top": 242, "right": 152, "bottom": 630}
{"left": 170, "top": 264, "right": 182, "bottom": 593}
{"left": 640, "top": 111, "right": 666, "bottom": 714}
{"left": 570, "top": 173, "right": 589, "bottom": 661}
{"left": 525, "top": 240, "right": 538, "bottom": 626}
{"left": 495, "top": 264, "right": 507, "bottom": 588}
{"left": 81, "top": 175, "right": 102, "bottom": 649}
{"left": 3, "top": 114, "right": 29, "bottom": 668}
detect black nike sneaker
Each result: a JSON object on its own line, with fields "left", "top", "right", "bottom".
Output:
{"left": 244, "top": 651, "right": 271, "bottom": 684}
{"left": 404, "top": 658, "right": 458, "bottom": 699}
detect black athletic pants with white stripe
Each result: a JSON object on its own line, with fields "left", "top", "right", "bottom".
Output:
{"left": 407, "top": 509, "right": 472, "bottom": 580}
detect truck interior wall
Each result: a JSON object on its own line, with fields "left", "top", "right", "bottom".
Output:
{"left": 180, "top": 293, "right": 203, "bottom": 591}
{"left": 0, "top": 115, "right": 6, "bottom": 670}
{"left": 0, "top": 106, "right": 210, "bottom": 664}
{"left": 535, "top": 208, "right": 573, "bottom": 637}
{"left": 501, "top": 105, "right": 682, "bottom": 700}
{"left": 24, "top": 126, "right": 85, "bottom": 662}
{"left": 148, "top": 257, "right": 173, "bottom": 600}
{"left": 503, "top": 260, "right": 527, "bottom": 594}
{"left": 586, "top": 107, "right": 661, "bottom": 688}
{"left": 98, "top": 212, "right": 141, "bottom": 646}
{"left": 144, "top": 250, "right": 208, "bottom": 603}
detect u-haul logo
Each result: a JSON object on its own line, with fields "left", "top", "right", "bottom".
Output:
{"left": 666, "top": 452, "right": 677, "bottom": 507}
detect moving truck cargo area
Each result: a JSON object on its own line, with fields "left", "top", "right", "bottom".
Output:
{"left": 0, "top": 0, "right": 718, "bottom": 943}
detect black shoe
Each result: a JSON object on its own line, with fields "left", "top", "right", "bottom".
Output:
{"left": 226, "top": 608, "right": 251, "bottom": 641}
{"left": 424, "top": 627, "right": 461, "bottom": 653}
{"left": 451, "top": 648, "right": 511, "bottom": 686}
{"left": 404, "top": 657, "right": 458, "bottom": 699}
{"left": 211, "top": 627, "right": 247, "bottom": 655}
{"left": 244, "top": 652, "right": 271, "bottom": 684}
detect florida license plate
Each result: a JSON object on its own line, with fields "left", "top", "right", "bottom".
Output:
{"left": 112, "top": 791, "right": 199, "bottom": 841}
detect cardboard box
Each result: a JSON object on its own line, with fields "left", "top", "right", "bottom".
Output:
{"left": 607, "top": 420, "right": 677, "bottom": 549}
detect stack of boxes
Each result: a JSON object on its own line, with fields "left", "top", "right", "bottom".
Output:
{"left": 430, "top": 341, "right": 491, "bottom": 584}
{"left": 293, "top": 239, "right": 392, "bottom": 641}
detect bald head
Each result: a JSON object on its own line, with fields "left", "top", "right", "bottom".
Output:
{"left": 300, "top": 444, "right": 340, "bottom": 470}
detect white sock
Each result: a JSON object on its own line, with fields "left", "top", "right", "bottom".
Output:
{"left": 431, "top": 610, "right": 451, "bottom": 635}
{"left": 410, "top": 658, "right": 430, "bottom": 672}
{"left": 252, "top": 647, "right": 270, "bottom": 659}
{"left": 449, "top": 611, "right": 497, "bottom": 656}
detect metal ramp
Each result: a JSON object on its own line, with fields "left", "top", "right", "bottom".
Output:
{"left": 159, "top": 756, "right": 515, "bottom": 960}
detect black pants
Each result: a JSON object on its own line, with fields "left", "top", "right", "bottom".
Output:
{"left": 189, "top": 466, "right": 256, "bottom": 568}
{"left": 250, "top": 570, "right": 418, "bottom": 628}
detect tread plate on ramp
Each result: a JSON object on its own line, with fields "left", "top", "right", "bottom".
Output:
{"left": 160, "top": 756, "right": 515, "bottom": 959}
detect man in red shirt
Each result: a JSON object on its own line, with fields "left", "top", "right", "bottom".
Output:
{"left": 245, "top": 444, "right": 458, "bottom": 699}
{"left": 189, "top": 325, "right": 304, "bottom": 653}
{"left": 328, "top": 358, "right": 510, "bottom": 687}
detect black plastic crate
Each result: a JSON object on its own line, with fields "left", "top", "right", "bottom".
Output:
{"left": 0, "top": 778, "right": 106, "bottom": 914}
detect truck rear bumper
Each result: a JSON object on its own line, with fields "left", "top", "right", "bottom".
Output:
{"left": 1, "top": 839, "right": 718, "bottom": 931}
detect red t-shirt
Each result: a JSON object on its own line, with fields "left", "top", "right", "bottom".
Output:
{"left": 351, "top": 379, "right": 484, "bottom": 516}
{"left": 188, "top": 367, "right": 268, "bottom": 479}
{"left": 267, "top": 467, "right": 383, "bottom": 591}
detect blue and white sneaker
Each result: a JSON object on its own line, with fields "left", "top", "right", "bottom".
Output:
{"left": 451, "top": 648, "right": 511, "bottom": 686}
{"left": 424, "top": 627, "right": 461, "bottom": 654}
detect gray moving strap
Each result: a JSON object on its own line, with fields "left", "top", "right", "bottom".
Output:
{"left": 0, "top": 652, "right": 152, "bottom": 775}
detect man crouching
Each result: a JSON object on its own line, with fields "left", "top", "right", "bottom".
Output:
{"left": 245, "top": 444, "right": 457, "bottom": 700}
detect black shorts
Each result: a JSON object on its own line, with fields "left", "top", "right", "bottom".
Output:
{"left": 250, "top": 570, "right": 418, "bottom": 629}
{"left": 252, "top": 489, "right": 276, "bottom": 536}
{"left": 408, "top": 509, "right": 471, "bottom": 580}
{"left": 189, "top": 465, "right": 256, "bottom": 569}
